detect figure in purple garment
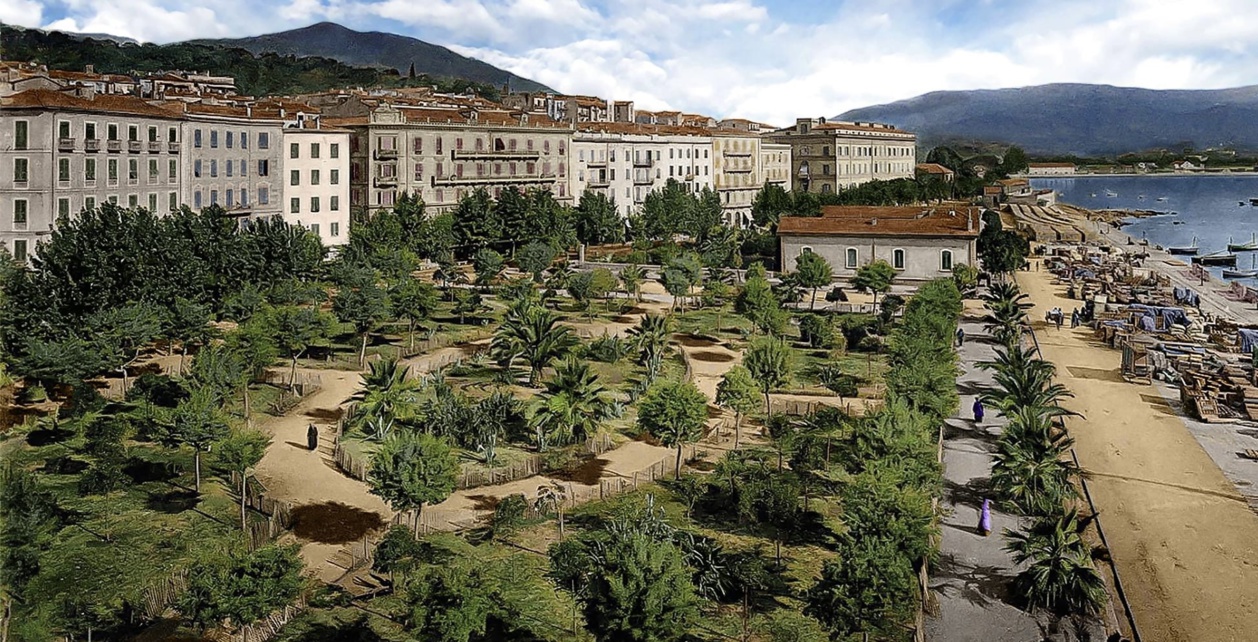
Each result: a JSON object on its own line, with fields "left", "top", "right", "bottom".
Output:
{"left": 979, "top": 498, "right": 992, "bottom": 536}
{"left": 972, "top": 399, "right": 984, "bottom": 424}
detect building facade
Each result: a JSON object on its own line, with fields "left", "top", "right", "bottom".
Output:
{"left": 179, "top": 104, "right": 285, "bottom": 222}
{"left": 778, "top": 205, "right": 979, "bottom": 282}
{"left": 1, "top": 90, "right": 185, "bottom": 260}
{"left": 766, "top": 118, "right": 916, "bottom": 194}
{"left": 570, "top": 124, "right": 715, "bottom": 220}
{"left": 712, "top": 133, "right": 761, "bottom": 227}
{"left": 280, "top": 122, "right": 352, "bottom": 246}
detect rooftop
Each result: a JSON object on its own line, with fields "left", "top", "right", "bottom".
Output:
{"left": 778, "top": 205, "right": 980, "bottom": 238}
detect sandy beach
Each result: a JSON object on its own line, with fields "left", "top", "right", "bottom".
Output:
{"left": 1020, "top": 263, "right": 1258, "bottom": 642}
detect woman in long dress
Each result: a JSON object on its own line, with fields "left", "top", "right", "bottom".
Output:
{"left": 979, "top": 498, "right": 992, "bottom": 536}
{"left": 972, "top": 399, "right": 985, "bottom": 424}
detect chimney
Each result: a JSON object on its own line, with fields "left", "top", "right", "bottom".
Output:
{"left": 967, "top": 210, "right": 974, "bottom": 231}
{"left": 870, "top": 218, "right": 878, "bottom": 226}
{"left": 85, "top": 64, "right": 94, "bottom": 74}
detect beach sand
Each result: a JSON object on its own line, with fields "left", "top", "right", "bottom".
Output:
{"left": 1020, "top": 264, "right": 1258, "bottom": 642}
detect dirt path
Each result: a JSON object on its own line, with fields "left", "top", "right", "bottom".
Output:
{"left": 1020, "top": 265, "right": 1258, "bottom": 642}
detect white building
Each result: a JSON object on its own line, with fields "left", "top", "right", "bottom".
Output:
{"left": 280, "top": 119, "right": 351, "bottom": 246}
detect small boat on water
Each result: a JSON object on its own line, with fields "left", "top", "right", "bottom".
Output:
{"left": 1090, "top": 192, "right": 1097, "bottom": 198}
{"left": 1241, "top": 201, "right": 1248, "bottom": 206}
{"left": 1224, "top": 256, "right": 1258, "bottom": 279}
{"left": 1138, "top": 194, "right": 1147, "bottom": 200}
{"left": 1228, "top": 233, "right": 1258, "bottom": 251}
{"left": 1104, "top": 189, "right": 1118, "bottom": 197}
{"left": 1167, "top": 237, "right": 1199, "bottom": 255}
{"left": 1194, "top": 251, "right": 1238, "bottom": 266}
{"left": 1156, "top": 196, "right": 1168, "bottom": 202}
{"left": 1249, "top": 198, "right": 1258, "bottom": 206}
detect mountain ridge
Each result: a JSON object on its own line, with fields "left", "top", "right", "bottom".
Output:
{"left": 191, "top": 22, "right": 553, "bottom": 94}
{"left": 836, "top": 83, "right": 1258, "bottom": 156}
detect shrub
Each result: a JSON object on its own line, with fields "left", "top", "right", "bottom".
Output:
{"left": 798, "top": 314, "right": 836, "bottom": 349}
{"left": 492, "top": 494, "right": 529, "bottom": 536}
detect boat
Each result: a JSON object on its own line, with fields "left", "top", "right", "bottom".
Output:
{"left": 1194, "top": 251, "right": 1238, "bottom": 266}
{"left": 1138, "top": 194, "right": 1147, "bottom": 200}
{"left": 1228, "top": 233, "right": 1258, "bottom": 251}
{"left": 1156, "top": 196, "right": 1168, "bottom": 202}
{"left": 1090, "top": 192, "right": 1097, "bottom": 198}
{"left": 1249, "top": 198, "right": 1258, "bottom": 206}
{"left": 1167, "top": 237, "right": 1199, "bottom": 255}
{"left": 1241, "top": 201, "right": 1248, "bottom": 206}
{"left": 1104, "top": 189, "right": 1118, "bottom": 197}
{"left": 1224, "top": 256, "right": 1258, "bottom": 279}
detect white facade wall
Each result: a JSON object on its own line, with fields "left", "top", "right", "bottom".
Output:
{"left": 280, "top": 129, "right": 351, "bottom": 246}
{"left": 571, "top": 131, "right": 714, "bottom": 218}
{"left": 780, "top": 234, "right": 976, "bottom": 282}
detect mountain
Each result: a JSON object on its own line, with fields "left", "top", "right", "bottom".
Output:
{"left": 193, "top": 22, "right": 553, "bottom": 94}
{"left": 836, "top": 83, "right": 1258, "bottom": 156}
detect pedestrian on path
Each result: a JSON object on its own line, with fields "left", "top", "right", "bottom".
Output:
{"left": 956, "top": 327, "right": 965, "bottom": 346}
{"left": 978, "top": 498, "right": 992, "bottom": 536}
{"left": 307, "top": 423, "right": 319, "bottom": 451}
{"left": 1071, "top": 308, "right": 1080, "bottom": 328}
{"left": 1055, "top": 309, "right": 1064, "bottom": 330}
{"left": 972, "top": 399, "right": 985, "bottom": 424}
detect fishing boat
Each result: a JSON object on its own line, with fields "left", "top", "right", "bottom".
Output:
{"left": 1249, "top": 198, "right": 1258, "bottom": 206}
{"left": 1223, "top": 255, "right": 1258, "bottom": 279}
{"left": 1156, "top": 196, "right": 1168, "bottom": 202}
{"left": 1104, "top": 189, "right": 1118, "bottom": 197}
{"left": 1228, "top": 233, "right": 1258, "bottom": 251}
{"left": 1167, "top": 237, "right": 1199, "bottom": 255}
{"left": 1194, "top": 251, "right": 1238, "bottom": 266}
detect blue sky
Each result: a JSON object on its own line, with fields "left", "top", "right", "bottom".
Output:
{"left": 5, "top": 0, "right": 1256, "bottom": 124}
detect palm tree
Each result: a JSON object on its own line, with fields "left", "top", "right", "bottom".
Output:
{"left": 350, "top": 357, "right": 420, "bottom": 429}
{"left": 527, "top": 357, "right": 613, "bottom": 450}
{"left": 491, "top": 304, "right": 578, "bottom": 386}
{"left": 1004, "top": 509, "right": 1107, "bottom": 615}
{"left": 628, "top": 314, "right": 671, "bottom": 384}
{"left": 620, "top": 264, "right": 645, "bottom": 303}
{"left": 991, "top": 437, "right": 1079, "bottom": 516}
{"left": 534, "top": 481, "right": 569, "bottom": 538}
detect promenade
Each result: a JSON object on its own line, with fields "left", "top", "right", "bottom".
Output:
{"left": 1020, "top": 264, "right": 1258, "bottom": 642}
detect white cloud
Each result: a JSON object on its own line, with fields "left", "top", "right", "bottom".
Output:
{"left": 0, "top": 0, "right": 42, "bottom": 26}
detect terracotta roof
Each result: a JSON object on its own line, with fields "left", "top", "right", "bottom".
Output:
{"left": 574, "top": 121, "right": 713, "bottom": 137}
{"left": 779, "top": 206, "right": 979, "bottom": 238}
{"left": 915, "top": 163, "right": 954, "bottom": 175}
{"left": 983, "top": 186, "right": 1003, "bottom": 195}
{"left": 1028, "top": 162, "right": 1075, "bottom": 168}
{"left": 0, "top": 89, "right": 180, "bottom": 119}
{"left": 997, "top": 178, "right": 1029, "bottom": 187}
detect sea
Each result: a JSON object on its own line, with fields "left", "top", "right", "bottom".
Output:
{"left": 1031, "top": 174, "right": 1258, "bottom": 279}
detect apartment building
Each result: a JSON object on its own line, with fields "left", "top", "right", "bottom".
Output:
{"left": 761, "top": 142, "right": 792, "bottom": 190}
{"left": 280, "top": 120, "right": 352, "bottom": 246}
{"left": 712, "top": 133, "right": 761, "bottom": 227}
{"left": 570, "top": 123, "right": 715, "bottom": 219}
{"left": 338, "top": 103, "right": 573, "bottom": 215}
{"left": 766, "top": 117, "right": 916, "bottom": 194}
{"left": 0, "top": 89, "right": 185, "bottom": 260}
{"left": 179, "top": 103, "right": 285, "bottom": 222}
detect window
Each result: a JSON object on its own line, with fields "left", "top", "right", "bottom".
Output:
{"left": 86, "top": 158, "right": 97, "bottom": 181}
{"left": 59, "top": 121, "right": 71, "bottom": 139}
{"left": 210, "top": 190, "right": 218, "bottom": 206}
{"left": 58, "top": 158, "right": 70, "bottom": 182}
{"left": 241, "top": 189, "right": 249, "bottom": 206}
{"left": 86, "top": 122, "right": 96, "bottom": 140}
{"left": 85, "top": 196, "right": 96, "bottom": 211}
{"left": 13, "top": 158, "right": 28, "bottom": 183}
{"left": 194, "top": 129, "right": 203, "bottom": 148}
{"left": 330, "top": 195, "right": 339, "bottom": 211}
{"left": 108, "top": 159, "right": 118, "bottom": 183}
{"left": 259, "top": 187, "right": 269, "bottom": 204}
{"left": 128, "top": 159, "right": 138, "bottom": 181}
{"left": 128, "top": 125, "right": 138, "bottom": 142}
{"left": 14, "top": 121, "right": 28, "bottom": 150}
{"left": 892, "top": 248, "right": 905, "bottom": 270}
{"left": 290, "top": 197, "right": 300, "bottom": 214}
{"left": 148, "top": 159, "right": 159, "bottom": 181}
{"left": 310, "top": 143, "right": 320, "bottom": 158}
{"left": 13, "top": 200, "right": 28, "bottom": 228}
{"left": 310, "top": 223, "right": 320, "bottom": 236}
{"left": 226, "top": 189, "right": 233, "bottom": 207}
{"left": 168, "top": 159, "right": 177, "bottom": 179}
{"left": 108, "top": 195, "right": 117, "bottom": 205}
{"left": 330, "top": 169, "right": 339, "bottom": 185}
{"left": 290, "top": 142, "right": 300, "bottom": 159}
{"left": 226, "top": 131, "right": 234, "bottom": 148}
{"left": 331, "top": 221, "right": 340, "bottom": 236}
{"left": 257, "top": 159, "right": 269, "bottom": 176}
{"left": 148, "top": 126, "right": 157, "bottom": 142}
{"left": 226, "top": 160, "right": 233, "bottom": 177}
{"left": 128, "top": 194, "right": 138, "bottom": 208}
{"left": 311, "top": 196, "right": 320, "bottom": 212}
{"left": 194, "top": 191, "right": 203, "bottom": 209}
{"left": 210, "top": 130, "right": 218, "bottom": 148}
{"left": 240, "top": 131, "right": 248, "bottom": 149}
{"left": 58, "top": 198, "right": 70, "bottom": 218}
{"left": 940, "top": 250, "right": 953, "bottom": 271}
{"left": 108, "top": 124, "right": 119, "bottom": 141}
{"left": 149, "top": 193, "right": 158, "bottom": 211}
{"left": 290, "top": 170, "right": 300, "bottom": 186}
{"left": 194, "top": 160, "right": 202, "bottom": 178}
{"left": 210, "top": 160, "right": 217, "bottom": 178}
{"left": 845, "top": 248, "right": 858, "bottom": 268}
{"left": 239, "top": 160, "right": 246, "bottom": 177}
{"left": 330, "top": 143, "right": 339, "bottom": 158}
{"left": 800, "top": 246, "right": 813, "bottom": 255}
{"left": 169, "top": 127, "right": 177, "bottom": 143}
{"left": 258, "top": 133, "right": 269, "bottom": 149}
{"left": 311, "top": 169, "right": 320, "bottom": 185}
{"left": 169, "top": 192, "right": 177, "bottom": 211}
{"left": 12, "top": 240, "right": 26, "bottom": 262}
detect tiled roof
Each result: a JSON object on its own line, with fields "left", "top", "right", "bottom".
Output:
{"left": 779, "top": 206, "right": 979, "bottom": 238}
{"left": 0, "top": 89, "right": 180, "bottom": 119}
{"left": 915, "top": 163, "right": 955, "bottom": 174}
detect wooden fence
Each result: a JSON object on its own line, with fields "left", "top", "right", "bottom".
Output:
{"left": 396, "top": 329, "right": 494, "bottom": 360}
{"left": 260, "top": 370, "right": 323, "bottom": 396}
{"left": 230, "top": 471, "right": 295, "bottom": 550}
{"left": 234, "top": 596, "right": 307, "bottom": 642}
{"left": 136, "top": 570, "right": 189, "bottom": 622}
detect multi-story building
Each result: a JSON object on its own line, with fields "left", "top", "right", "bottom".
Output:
{"left": 337, "top": 103, "right": 573, "bottom": 215}
{"left": 761, "top": 142, "right": 792, "bottom": 190}
{"left": 0, "top": 89, "right": 185, "bottom": 260}
{"left": 179, "top": 103, "right": 285, "bottom": 222}
{"left": 766, "top": 117, "right": 916, "bottom": 194}
{"left": 712, "top": 132, "right": 761, "bottom": 226}
{"left": 570, "top": 123, "right": 714, "bottom": 219}
{"left": 280, "top": 118, "right": 352, "bottom": 246}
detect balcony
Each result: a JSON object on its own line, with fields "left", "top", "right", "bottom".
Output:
{"left": 432, "top": 173, "right": 555, "bottom": 187}
{"left": 107, "top": 139, "right": 122, "bottom": 152}
{"left": 584, "top": 158, "right": 607, "bottom": 167}
{"left": 128, "top": 140, "right": 142, "bottom": 153}
{"left": 148, "top": 141, "right": 161, "bottom": 153}
{"left": 723, "top": 151, "right": 753, "bottom": 158}
{"left": 452, "top": 149, "right": 540, "bottom": 160}
{"left": 374, "top": 176, "right": 398, "bottom": 188}
{"left": 633, "top": 157, "right": 654, "bottom": 167}
{"left": 85, "top": 139, "right": 100, "bottom": 152}
{"left": 374, "top": 148, "right": 398, "bottom": 160}
{"left": 588, "top": 178, "right": 611, "bottom": 188}
{"left": 633, "top": 173, "right": 653, "bottom": 185}
{"left": 168, "top": 141, "right": 180, "bottom": 153}
{"left": 58, "top": 137, "right": 76, "bottom": 151}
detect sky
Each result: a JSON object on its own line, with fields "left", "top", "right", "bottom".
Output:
{"left": 5, "top": 0, "right": 1258, "bottom": 125}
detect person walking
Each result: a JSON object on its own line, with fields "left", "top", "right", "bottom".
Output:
{"left": 307, "top": 423, "right": 319, "bottom": 451}
{"left": 1070, "top": 308, "right": 1080, "bottom": 328}
{"left": 956, "top": 326, "right": 965, "bottom": 347}
{"left": 972, "top": 398, "right": 985, "bottom": 424}
{"left": 1055, "top": 309, "right": 1064, "bottom": 330}
{"left": 978, "top": 498, "right": 992, "bottom": 536}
